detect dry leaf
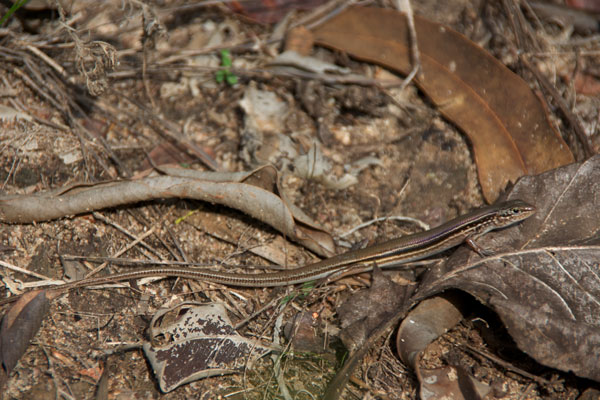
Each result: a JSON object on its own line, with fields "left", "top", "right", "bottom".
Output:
{"left": 143, "top": 302, "right": 275, "bottom": 392}
{"left": 0, "top": 165, "right": 335, "bottom": 257}
{"left": 0, "top": 290, "right": 49, "bottom": 375}
{"left": 418, "top": 155, "right": 600, "bottom": 381}
{"left": 337, "top": 268, "right": 413, "bottom": 353}
{"left": 396, "top": 293, "right": 465, "bottom": 369}
{"left": 326, "top": 156, "right": 600, "bottom": 397}
{"left": 312, "top": 7, "right": 574, "bottom": 202}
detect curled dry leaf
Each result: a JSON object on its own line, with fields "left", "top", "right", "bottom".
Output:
{"left": 0, "top": 165, "right": 334, "bottom": 257}
{"left": 312, "top": 6, "right": 573, "bottom": 202}
{"left": 143, "top": 302, "right": 275, "bottom": 393}
{"left": 396, "top": 293, "right": 492, "bottom": 399}
{"left": 396, "top": 292, "right": 466, "bottom": 369}
{"left": 418, "top": 155, "right": 600, "bottom": 381}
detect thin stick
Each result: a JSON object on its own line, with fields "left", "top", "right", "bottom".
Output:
{"left": 395, "top": 0, "right": 421, "bottom": 91}
{"left": 0, "top": 260, "right": 54, "bottom": 281}
{"left": 83, "top": 227, "right": 157, "bottom": 279}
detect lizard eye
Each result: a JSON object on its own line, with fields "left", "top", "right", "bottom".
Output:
{"left": 511, "top": 207, "right": 520, "bottom": 214}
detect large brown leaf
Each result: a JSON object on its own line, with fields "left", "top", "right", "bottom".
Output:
{"left": 312, "top": 7, "right": 574, "bottom": 202}
{"left": 326, "top": 156, "right": 600, "bottom": 397}
{"left": 418, "top": 155, "right": 600, "bottom": 381}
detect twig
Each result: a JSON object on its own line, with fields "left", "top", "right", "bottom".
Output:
{"left": 462, "top": 342, "right": 555, "bottom": 385}
{"left": 0, "top": 260, "right": 55, "bottom": 281}
{"left": 297, "top": 0, "right": 357, "bottom": 31}
{"left": 26, "top": 45, "right": 67, "bottom": 77}
{"left": 1, "top": 156, "right": 18, "bottom": 190}
{"left": 338, "top": 215, "right": 429, "bottom": 238}
{"left": 117, "top": 91, "right": 222, "bottom": 171}
{"left": 235, "top": 294, "right": 284, "bottom": 330}
{"left": 83, "top": 227, "right": 157, "bottom": 279}
{"left": 394, "top": 0, "right": 421, "bottom": 91}
{"left": 92, "top": 212, "right": 163, "bottom": 259}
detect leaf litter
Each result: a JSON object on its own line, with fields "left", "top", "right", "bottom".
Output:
{"left": 417, "top": 155, "right": 600, "bottom": 381}
{"left": 0, "top": 1, "right": 598, "bottom": 399}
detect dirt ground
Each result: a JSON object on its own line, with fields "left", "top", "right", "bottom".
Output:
{"left": 0, "top": 0, "right": 598, "bottom": 399}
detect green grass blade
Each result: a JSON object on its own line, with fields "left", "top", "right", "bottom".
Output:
{"left": 0, "top": 0, "right": 31, "bottom": 27}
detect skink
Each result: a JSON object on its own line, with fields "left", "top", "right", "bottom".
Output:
{"left": 7, "top": 200, "right": 536, "bottom": 297}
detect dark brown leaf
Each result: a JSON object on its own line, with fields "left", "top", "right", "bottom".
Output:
{"left": 324, "top": 282, "right": 414, "bottom": 400}
{"left": 419, "top": 155, "right": 600, "bottom": 381}
{"left": 337, "top": 268, "right": 413, "bottom": 353}
{"left": 312, "top": 7, "right": 574, "bottom": 202}
{"left": 283, "top": 310, "right": 325, "bottom": 353}
{"left": 0, "top": 290, "right": 49, "bottom": 374}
